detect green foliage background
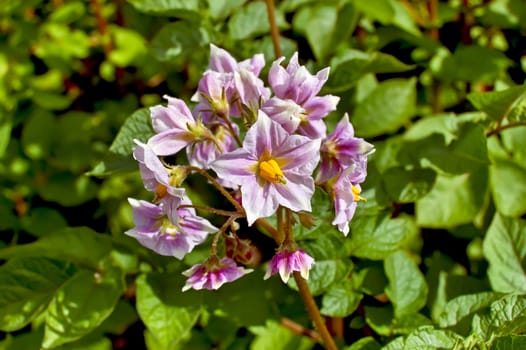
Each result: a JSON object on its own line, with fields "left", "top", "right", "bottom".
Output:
{"left": 1, "top": 0, "right": 526, "bottom": 349}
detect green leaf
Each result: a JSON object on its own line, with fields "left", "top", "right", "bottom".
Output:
{"left": 419, "top": 123, "right": 489, "bottom": 175}
{"left": 468, "top": 85, "right": 526, "bottom": 122}
{"left": 0, "top": 110, "right": 12, "bottom": 158}
{"left": 108, "top": 108, "right": 154, "bottom": 156}
{"left": 42, "top": 269, "right": 124, "bottom": 349}
{"left": 507, "top": 92, "right": 526, "bottom": 122}
{"left": 345, "top": 337, "right": 381, "bottom": 350}
{"left": 382, "top": 326, "right": 463, "bottom": 350}
{"left": 403, "top": 113, "right": 459, "bottom": 145}
{"left": 0, "top": 227, "right": 112, "bottom": 268}
{"left": 352, "top": 78, "right": 416, "bottom": 137}
{"left": 299, "top": 259, "right": 351, "bottom": 296}
{"left": 385, "top": 251, "right": 428, "bottom": 317}
{"left": 20, "top": 207, "right": 68, "bottom": 237}
{"left": 150, "top": 21, "right": 209, "bottom": 62}
{"left": 136, "top": 273, "right": 202, "bottom": 349}
{"left": 490, "top": 157, "right": 526, "bottom": 217}
{"left": 434, "top": 45, "right": 511, "bottom": 83}
{"left": 352, "top": 0, "right": 419, "bottom": 36}
{"left": 21, "top": 110, "right": 56, "bottom": 160}
{"left": 207, "top": 0, "right": 247, "bottom": 20}
{"left": 327, "top": 50, "right": 415, "bottom": 92}
{"left": 293, "top": 2, "right": 357, "bottom": 62}
{"left": 350, "top": 212, "right": 419, "bottom": 260}
{"left": 108, "top": 26, "right": 147, "bottom": 67}
{"left": 0, "top": 258, "right": 74, "bottom": 332}
{"left": 228, "top": 2, "right": 287, "bottom": 40}
{"left": 492, "top": 335, "right": 526, "bottom": 350}
{"left": 249, "top": 320, "right": 314, "bottom": 350}
{"left": 126, "top": 0, "right": 199, "bottom": 17}
{"left": 37, "top": 173, "right": 98, "bottom": 207}
{"left": 474, "top": 294, "right": 526, "bottom": 340}
{"left": 416, "top": 165, "right": 488, "bottom": 228}
{"left": 48, "top": 1, "right": 85, "bottom": 24}
{"left": 437, "top": 291, "right": 502, "bottom": 328}
{"left": 483, "top": 214, "right": 526, "bottom": 293}
{"left": 321, "top": 279, "right": 363, "bottom": 317}
{"left": 382, "top": 167, "right": 436, "bottom": 203}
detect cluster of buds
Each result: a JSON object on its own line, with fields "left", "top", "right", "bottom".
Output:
{"left": 126, "top": 45, "right": 374, "bottom": 291}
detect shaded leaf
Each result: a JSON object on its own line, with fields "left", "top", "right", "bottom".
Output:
{"left": 0, "top": 227, "right": 112, "bottom": 268}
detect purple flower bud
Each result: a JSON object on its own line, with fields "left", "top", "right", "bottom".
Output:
{"left": 182, "top": 256, "right": 252, "bottom": 291}
{"left": 264, "top": 247, "right": 314, "bottom": 283}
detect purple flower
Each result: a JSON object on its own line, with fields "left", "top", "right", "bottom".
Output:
{"left": 182, "top": 256, "right": 252, "bottom": 291}
{"left": 148, "top": 95, "right": 211, "bottom": 156}
{"left": 331, "top": 165, "right": 367, "bottom": 236}
{"left": 267, "top": 53, "right": 339, "bottom": 138}
{"left": 264, "top": 247, "right": 314, "bottom": 283}
{"left": 210, "top": 111, "right": 321, "bottom": 225}
{"left": 126, "top": 196, "right": 217, "bottom": 259}
{"left": 318, "top": 113, "right": 374, "bottom": 183}
{"left": 209, "top": 44, "right": 265, "bottom": 76}
{"left": 234, "top": 69, "right": 270, "bottom": 117}
{"left": 192, "top": 70, "right": 234, "bottom": 121}
{"left": 133, "top": 140, "right": 186, "bottom": 198}
{"left": 188, "top": 123, "right": 239, "bottom": 169}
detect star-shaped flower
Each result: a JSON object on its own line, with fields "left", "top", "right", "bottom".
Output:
{"left": 210, "top": 111, "right": 320, "bottom": 225}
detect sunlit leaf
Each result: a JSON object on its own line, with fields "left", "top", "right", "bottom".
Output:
{"left": 42, "top": 268, "right": 124, "bottom": 349}
{"left": 0, "top": 258, "right": 74, "bottom": 332}
{"left": 483, "top": 214, "right": 526, "bottom": 293}
{"left": 385, "top": 251, "right": 428, "bottom": 317}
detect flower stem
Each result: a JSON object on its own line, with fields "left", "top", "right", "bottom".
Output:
{"left": 187, "top": 166, "right": 245, "bottom": 215}
{"left": 293, "top": 272, "right": 338, "bottom": 350}
{"left": 178, "top": 204, "right": 238, "bottom": 217}
{"left": 265, "top": 0, "right": 282, "bottom": 58}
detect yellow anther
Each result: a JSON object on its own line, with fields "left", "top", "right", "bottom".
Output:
{"left": 352, "top": 185, "right": 366, "bottom": 202}
{"left": 259, "top": 159, "right": 286, "bottom": 184}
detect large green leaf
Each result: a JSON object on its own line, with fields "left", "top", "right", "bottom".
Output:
{"left": 382, "top": 326, "right": 463, "bottom": 350}
{"left": 492, "top": 335, "right": 526, "bottom": 350}
{"left": 292, "top": 2, "right": 357, "bottom": 62}
{"left": 490, "top": 157, "right": 526, "bottom": 217}
{"left": 320, "top": 279, "right": 363, "bottom": 317}
{"left": 42, "top": 268, "right": 124, "bottom": 349}
{"left": 416, "top": 165, "right": 488, "bottom": 228}
{"left": 126, "top": 0, "right": 199, "bottom": 17}
{"left": 434, "top": 45, "right": 511, "bottom": 83}
{"left": 108, "top": 108, "right": 154, "bottom": 156}
{"left": 349, "top": 212, "right": 419, "bottom": 260}
{"left": 437, "top": 291, "right": 502, "bottom": 328}
{"left": 468, "top": 85, "right": 526, "bottom": 122}
{"left": 0, "top": 258, "right": 74, "bottom": 332}
{"left": 473, "top": 294, "right": 526, "bottom": 340}
{"left": 135, "top": 273, "right": 203, "bottom": 349}
{"left": 249, "top": 320, "right": 314, "bottom": 350}
{"left": 385, "top": 251, "right": 428, "bottom": 317}
{"left": 327, "top": 50, "right": 414, "bottom": 92}
{"left": 352, "top": 78, "right": 416, "bottom": 137}
{"left": 483, "top": 214, "right": 526, "bottom": 293}
{"left": 0, "top": 227, "right": 112, "bottom": 268}
{"left": 382, "top": 167, "right": 436, "bottom": 203}
{"left": 228, "top": 2, "right": 287, "bottom": 41}
{"left": 150, "top": 21, "right": 209, "bottom": 62}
